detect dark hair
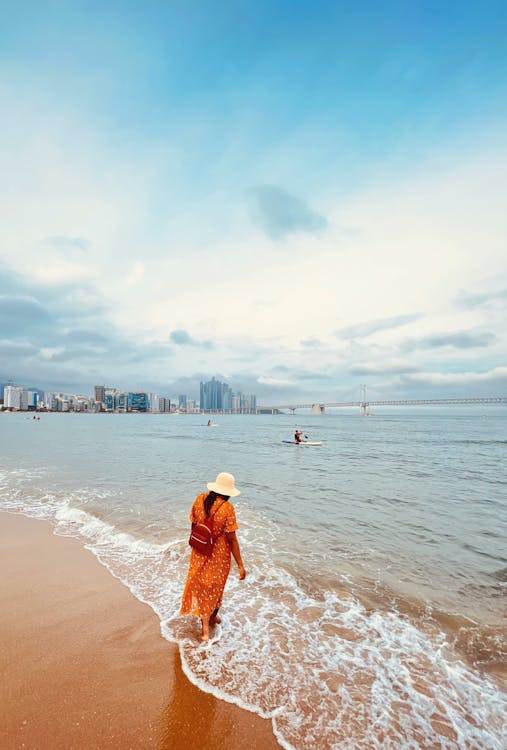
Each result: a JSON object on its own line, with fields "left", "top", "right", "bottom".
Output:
{"left": 204, "top": 490, "right": 230, "bottom": 517}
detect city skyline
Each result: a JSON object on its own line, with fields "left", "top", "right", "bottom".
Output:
{"left": 1, "top": 3, "right": 507, "bottom": 403}
{"left": 0, "top": 376, "right": 257, "bottom": 413}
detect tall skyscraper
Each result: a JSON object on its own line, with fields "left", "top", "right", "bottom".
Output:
{"left": 241, "top": 393, "right": 257, "bottom": 414}
{"left": 25, "top": 390, "right": 38, "bottom": 410}
{"left": 117, "top": 393, "right": 128, "bottom": 412}
{"left": 104, "top": 388, "right": 120, "bottom": 411}
{"left": 231, "top": 391, "right": 257, "bottom": 413}
{"left": 94, "top": 385, "right": 105, "bottom": 404}
{"left": 127, "top": 392, "right": 149, "bottom": 412}
{"left": 158, "top": 397, "right": 171, "bottom": 413}
{"left": 1, "top": 381, "right": 15, "bottom": 403}
{"left": 200, "top": 378, "right": 221, "bottom": 411}
{"left": 4, "top": 385, "right": 22, "bottom": 410}
{"left": 199, "top": 377, "right": 236, "bottom": 412}
{"left": 222, "top": 383, "right": 232, "bottom": 411}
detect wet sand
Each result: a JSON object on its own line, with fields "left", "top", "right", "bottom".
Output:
{"left": 0, "top": 512, "right": 280, "bottom": 750}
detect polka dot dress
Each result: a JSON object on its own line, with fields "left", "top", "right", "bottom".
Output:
{"left": 180, "top": 493, "right": 239, "bottom": 619}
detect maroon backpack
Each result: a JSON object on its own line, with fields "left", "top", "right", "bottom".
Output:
{"left": 188, "top": 499, "right": 226, "bottom": 556}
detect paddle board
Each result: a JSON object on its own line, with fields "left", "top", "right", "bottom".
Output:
{"left": 282, "top": 440, "right": 322, "bottom": 446}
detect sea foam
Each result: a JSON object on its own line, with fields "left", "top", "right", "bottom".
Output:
{"left": 1, "top": 466, "right": 506, "bottom": 750}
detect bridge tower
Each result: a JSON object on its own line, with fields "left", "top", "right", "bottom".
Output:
{"left": 311, "top": 404, "right": 325, "bottom": 414}
{"left": 360, "top": 385, "right": 368, "bottom": 416}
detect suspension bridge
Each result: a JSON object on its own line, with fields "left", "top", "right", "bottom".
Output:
{"left": 257, "top": 396, "right": 507, "bottom": 415}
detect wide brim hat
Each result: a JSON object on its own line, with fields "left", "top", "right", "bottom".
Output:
{"left": 207, "top": 471, "right": 241, "bottom": 497}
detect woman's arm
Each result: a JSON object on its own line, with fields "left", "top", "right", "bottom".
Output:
{"left": 226, "top": 532, "right": 246, "bottom": 579}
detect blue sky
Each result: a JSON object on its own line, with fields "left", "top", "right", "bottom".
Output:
{"left": 1, "top": 1, "right": 506, "bottom": 402}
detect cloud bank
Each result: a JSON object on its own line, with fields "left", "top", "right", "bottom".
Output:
{"left": 1, "top": 13, "right": 507, "bottom": 404}
{"left": 402, "top": 331, "right": 496, "bottom": 351}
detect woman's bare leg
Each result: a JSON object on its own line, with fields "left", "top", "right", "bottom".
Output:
{"left": 209, "top": 608, "right": 221, "bottom": 625}
{"left": 201, "top": 616, "right": 210, "bottom": 641}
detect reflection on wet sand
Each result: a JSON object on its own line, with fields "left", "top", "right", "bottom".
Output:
{"left": 158, "top": 650, "right": 279, "bottom": 750}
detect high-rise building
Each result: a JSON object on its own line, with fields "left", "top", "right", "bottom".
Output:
{"left": 159, "top": 397, "right": 171, "bottom": 413}
{"left": 4, "top": 385, "right": 22, "bottom": 410}
{"left": 178, "top": 394, "right": 187, "bottom": 411}
{"left": 199, "top": 378, "right": 238, "bottom": 412}
{"left": 117, "top": 393, "right": 128, "bottom": 412}
{"left": 241, "top": 393, "right": 257, "bottom": 414}
{"left": 200, "top": 378, "right": 220, "bottom": 412}
{"left": 222, "top": 384, "right": 232, "bottom": 412}
{"left": 231, "top": 391, "right": 257, "bottom": 413}
{"left": 42, "top": 392, "right": 54, "bottom": 410}
{"left": 0, "top": 382, "right": 13, "bottom": 402}
{"left": 127, "top": 392, "right": 149, "bottom": 412}
{"left": 104, "top": 388, "right": 120, "bottom": 412}
{"left": 19, "top": 390, "right": 28, "bottom": 410}
{"left": 94, "top": 385, "right": 106, "bottom": 404}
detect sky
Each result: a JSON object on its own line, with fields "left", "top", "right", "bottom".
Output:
{"left": 1, "top": 0, "right": 507, "bottom": 404}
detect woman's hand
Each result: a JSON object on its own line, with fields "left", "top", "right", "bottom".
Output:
{"left": 227, "top": 532, "right": 246, "bottom": 579}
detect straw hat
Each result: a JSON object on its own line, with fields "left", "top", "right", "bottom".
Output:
{"left": 207, "top": 471, "right": 241, "bottom": 497}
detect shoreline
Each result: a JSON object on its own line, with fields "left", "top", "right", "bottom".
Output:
{"left": 0, "top": 511, "right": 280, "bottom": 750}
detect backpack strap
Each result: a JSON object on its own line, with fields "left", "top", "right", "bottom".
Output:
{"left": 204, "top": 498, "right": 227, "bottom": 532}
{"left": 209, "top": 498, "right": 227, "bottom": 517}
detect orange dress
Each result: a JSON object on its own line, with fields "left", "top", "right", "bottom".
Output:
{"left": 180, "top": 493, "right": 238, "bottom": 619}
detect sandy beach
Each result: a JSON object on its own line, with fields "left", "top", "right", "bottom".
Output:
{"left": 0, "top": 512, "right": 280, "bottom": 750}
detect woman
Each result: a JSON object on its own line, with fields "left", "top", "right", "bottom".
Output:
{"left": 180, "top": 471, "right": 246, "bottom": 641}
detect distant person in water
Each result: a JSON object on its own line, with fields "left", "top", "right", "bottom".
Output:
{"left": 207, "top": 419, "right": 212, "bottom": 426}
{"left": 294, "top": 429, "right": 303, "bottom": 443}
{"left": 180, "top": 472, "right": 246, "bottom": 641}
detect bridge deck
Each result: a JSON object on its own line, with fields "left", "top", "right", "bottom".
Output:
{"left": 257, "top": 397, "right": 507, "bottom": 411}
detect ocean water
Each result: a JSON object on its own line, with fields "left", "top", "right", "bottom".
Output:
{"left": 1, "top": 409, "right": 506, "bottom": 749}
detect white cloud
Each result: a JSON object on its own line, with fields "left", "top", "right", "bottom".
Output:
{"left": 403, "top": 366, "right": 507, "bottom": 386}
{"left": 257, "top": 376, "right": 296, "bottom": 388}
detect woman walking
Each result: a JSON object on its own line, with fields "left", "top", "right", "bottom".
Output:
{"left": 181, "top": 471, "right": 246, "bottom": 641}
